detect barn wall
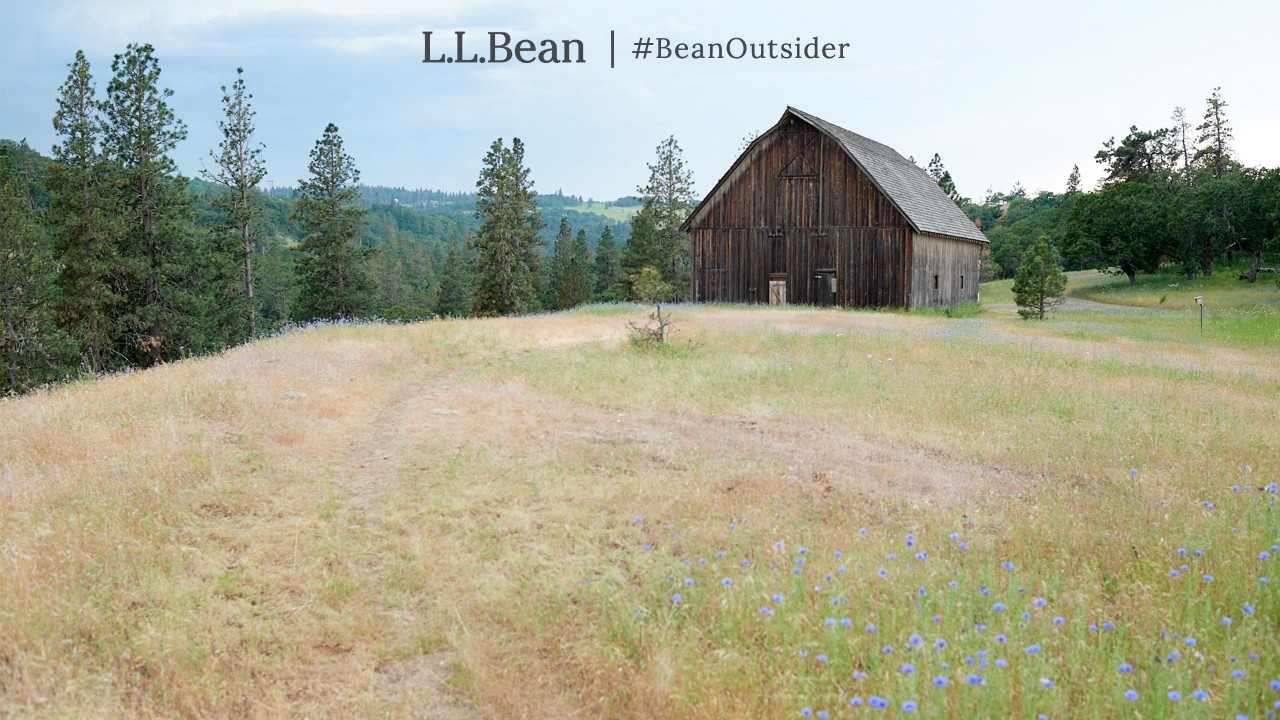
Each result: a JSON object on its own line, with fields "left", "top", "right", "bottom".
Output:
{"left": 908, "top": 233, "right": 981, "bottom": 308}
{"left": 688, "top": 114, "right": 915, "bottom": 307}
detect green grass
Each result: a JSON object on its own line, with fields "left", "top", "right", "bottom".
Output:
{"left": 1072, "top": 263, "right": 1280, "bottom": 311}
{"left": 562, "top": 200, "right": 639, "bottom": 222}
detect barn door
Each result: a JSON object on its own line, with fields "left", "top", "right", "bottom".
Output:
{"left": 769, "top": 275, "right": 787, "bottom": 305}
{"left": 812, "top": 270, "right": 837, "bottom": 307}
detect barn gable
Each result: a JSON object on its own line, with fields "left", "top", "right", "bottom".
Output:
{"left": 683, "top": 107, "right": 986, "bottom": 308}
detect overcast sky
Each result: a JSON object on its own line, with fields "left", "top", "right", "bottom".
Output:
{"left": 3, "top": 0, "right": 1278, "bottom": 202}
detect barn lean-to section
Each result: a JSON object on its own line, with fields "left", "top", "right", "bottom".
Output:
{"left": 683, "top": 107, "right": 987, "bottom": 308}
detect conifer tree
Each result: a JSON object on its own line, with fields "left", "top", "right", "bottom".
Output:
{"left": 471, "top": 137, "right": 543, "bottom": 316}
{"left": 548, "top": 216, "right": 573, "bottom": 309}
{"left": 1065, "top": 164, "right": 1082, "bottom": 195}
{"left": 620, "top": 200, "right": 662, "bottom": 299}
{"left": 564, "top": 227, "right": 593, "bottom": 308}
{"left": 435, "top": 232, "right": 473, "bottom": 318}
{"left": 0, "top": 149, "right": 68, "bottom": 394}
{"left": 100, "top": 43, "right": 199, "bottom": 366}
{"left": 202, "top": 67, "right": 266, "bottom": 340}
{"left": 47, "top": 50, "right": 116, "bottom": 371}
{"left": 592, "top": 225, "right": 620, "bottom": 300}
{"left": 1194, "top": 87, "right": 1235, "bottom": 180}
{"left": 637, "top": 136, "right": 695, "bottom": 299}
{"left": 1012, "top": 236, "right": 1067, "bottom": 320}
{"left": 294, "top": 123, "right": 372, "bottom": 320}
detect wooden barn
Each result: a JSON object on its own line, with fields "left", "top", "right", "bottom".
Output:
{"left": 682, "top": 107, "right": 987, "bottom": 308}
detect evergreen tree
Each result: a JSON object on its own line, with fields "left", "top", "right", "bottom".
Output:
{"left": 592, "top": 224, "right": 620, "bottom": 300}
{"left": 201, "top": 67, "right": 266, "bottom": 340}
{"left": 1065, "top": 164, "right": 1081, "bottom": 195}
{"left": 636, "top": 136, "right": 696, "bottom": 299}
{"left": 47, "top": 49, "right": 116, "bottom": 371}
{"left": 293, "top": 123, "right": 372, "bottom": 320}
{"left": 565, "top": 227, "right": 593, "bottom": 308}
{"left": 0, "top": 149, "right": 69, "bottom": 394}
{"left": 471, "top": 137, "right": 543, "bottom": 316}
{"left": 1171, "top": 106, "right": 1192, "bottom": 172}
{"left": 100, "top": 43, "right": 200, "bottom": 366}
{"left": 620, "top": 200, "right": 662, "bottom": 299}
{"left": 548, "top": 216, "right": 573, "bottom": 309}
{"left": 435, "top": 232, "right": 473, "bottom": 318}
{"left": 1012, "top": 236, "right": 1067, "bottom": 320}
{"left": 1194, "top": 87, "right": 1235, "bottom": 180}
{"left": 927, "top": 153, "right": 965, "bottom": 205}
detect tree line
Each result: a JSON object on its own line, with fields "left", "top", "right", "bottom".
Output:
{"left": 934, "top": 88, "right": 1280, "bottom": 286}
{"left": 0, "top": 44, "right": 695, "bottom": 395}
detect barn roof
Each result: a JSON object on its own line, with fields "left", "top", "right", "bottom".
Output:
{"left": 683, "top": 107, "right": 988, "bottom": 244}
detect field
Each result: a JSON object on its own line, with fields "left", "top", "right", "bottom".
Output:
{"left": 1, "top": 297, "right": 1278, "bottom": 718}
{"left": 562, "top": 200, "right": 640, "bottom": 222}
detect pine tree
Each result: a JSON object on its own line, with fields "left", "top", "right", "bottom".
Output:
{"left": 202, "top": 67, "right": 266, "bottom": 340}
{"left": 471, "top": 137, "right": 543, "bottom": 316}
{"left": 927, "top": 153, "right": 965, "bottom": 204}
{"left": 0, "top": 149, "right": 69, "bottom": 394}
{"left": 637, "top": 136, "right": 695, "bottom": 299}
{"left": 435, "top": 232, "right": 473, "bottom": 318}
{"left": 620, "top": 200, "right": 662, "bottom": 299}
{"left": 293, "top": 123, "right": 372, "bottom": 320}
{"left": 1065, "top": 164, "right": 1082, "bottom": 195}
{"left": 1012, "top": 236, "right": 1067, "bottom": 320}
{"left": 1171, "top": 106, "right": 1192, "bottom": 172}
{"left": 565, "top": 227, "right": 593, "bottom": 308}
{"left": 548, "top": 216, "right": 573, "bottom": 309}
{"left": 100, "top": 43, "right": 199, "bottom": 367}
{"left": 47, "top": 50, "right": 116, "bottom": 371}
{"left": 592, "top": 225, "right": 620, "bottom": 300}
{"left": 1194, "top": 87, "right": 1235, "bottom": 180}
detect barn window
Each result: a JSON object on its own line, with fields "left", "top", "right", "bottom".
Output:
{"left": 960, "top": 275, "right": 965, "bottom": 290}
{"left": 933, "top": 274, "right": 939, "bottom": 290}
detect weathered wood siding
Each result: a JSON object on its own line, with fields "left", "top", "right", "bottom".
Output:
{"left": 688, "top": 114, "right": 913, "bottom": 307}
{"left": 908, "top": 233, "right": 981, "bottom": 307}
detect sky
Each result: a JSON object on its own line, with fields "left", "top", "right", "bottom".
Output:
{"left": 3, "top": 0, "right": 1279, "bottom": 203}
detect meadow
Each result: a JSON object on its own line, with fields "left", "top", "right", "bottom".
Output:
{"left": 0, "top": 291, "right": 1277, "bottom": 718}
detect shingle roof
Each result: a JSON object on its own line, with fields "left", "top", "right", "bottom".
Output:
{"left": 785, "top": 107, "right": 987, "bottom": 243}
{"left": 682, "top": 107, "right": 986, "bottom": 243}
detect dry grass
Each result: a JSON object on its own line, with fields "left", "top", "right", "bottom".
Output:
{"left": 1, "top": 305, "right": 1276, "bottom": 718}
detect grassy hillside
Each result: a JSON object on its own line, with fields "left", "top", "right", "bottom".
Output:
{"left": 1, "top": 305, "right": 1277, "bottom": 718}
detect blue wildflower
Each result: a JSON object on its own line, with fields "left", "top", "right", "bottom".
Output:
{"left": 883, "top": 645, "right": 893, "bottom": 654}
{"left": 902, "top": 700, "right": 917, "bottom": 713}
{"left": 800, "top": 708, "right": 812, "bottom": 717}
{"left": 1124, "top": 689, "right": 1138, "bottom": 701}
{"left": 1168, "top": 691, "right": 1182, "bottom": 701}
{"left": 933, "top": 676, "right": 948, "bottom": 688}
{"left": 936, "top": 638, "right": 947, "bottom": 648}
{"left": 817, "top": 654, "right": 828, "bottom": 663}
{"left": 1040, "top": 677, "right": 1054, "bottom": 688}
{"left": 684, "top": 578, "right": 694, "bottom": 586}
{"left": 996, "top": 634, "right": 1008, "bottom": 643}
{"left": 966, "top": 674, "right": 984, "bottom": 685}
{"left": 671, "top": 593, "right": 682, "bottom": 603}
{"left": 868, "top": 696, "right": 889, "bottom": 709}
{"left": 849, "top": 697, "right": 863, "bottom": 707}
{"left": 1102, "top": 621, "right": 1114, "bottom": 630}
{"left": 1222, "top": 616, "right": 1233, "bottom": 626}
{"left": 1232, "top": 669, "right": 1245, "bottom": 680}
{"left": 1117, "top": 663, "right": 1133, "bottom": 673}
{"left": 866, "top": 624, "right": 876, "bottom": 633}
{"left": 1002, "top": 561, "right": 1014, "bottom": 571}
{"left": 995, "top": 658, "right": 1008, "bottom": 668}
{"left": 1244, "top": 604, "right": 1255, "bottom": 614}
{"left": 908, "top": 633, "right": 923, "bottom": 646}
{"left": 1052, "top": 616, "right": 1064, "bottom": 626}
{"left": 993, "top": 602, "right": 1006, "bottom": 612}
{"left": 1026, "top": 644, "right": 1042, "bottom": 654}
{"left": 899, "top": 663, "right": 915, "bottom": 674}
{"left": 1193, "top": 689, "right": 1208, "bottom": 700}
{"left": 721, "top": 577, "right": 732, "bottom": 587}
{"left": 851, "top": 669, "right": 867, "bottom": 680}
